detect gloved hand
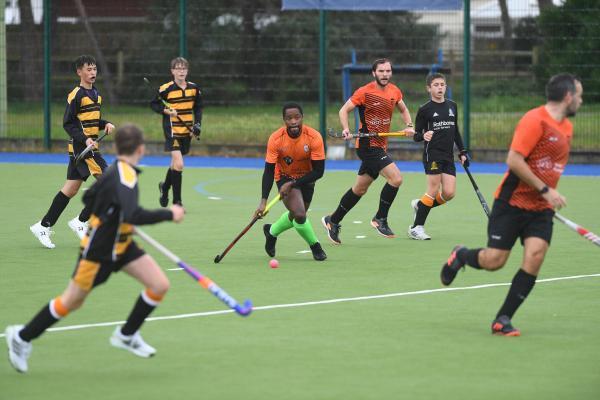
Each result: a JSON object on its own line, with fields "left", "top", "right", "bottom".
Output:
{"left": 192, "top": 123, "right": 201, "bottom": 139}
{"left": 459, "top": 150, "right": 470, "bottom": 168}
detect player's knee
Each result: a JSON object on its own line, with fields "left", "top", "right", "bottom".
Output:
{"left": 61, "top": 187, "right": 78, "bottom": 198}
{"left": 487, "top": 255, "right": 508, "bottom": 270}
{"left": 294, "top": 213, "right": 307, "bottom": 224}
{"left": 442, "top": 190, "right": 455, "bottom": 201}
{"left": 63, "top": 296, "right": 85, "bottom": 311}
{"left": 353, "top": 186, "right": 368, "bottom": 196}
{"left": 388, "top": 175, "right": 403, "bottom": 188}
{"left": 150, "top": 278, "right": 170, "bottom": 297}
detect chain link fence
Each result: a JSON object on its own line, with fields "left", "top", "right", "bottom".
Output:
{"left": 2, "top": 0, "right": 599, "bottom": 156}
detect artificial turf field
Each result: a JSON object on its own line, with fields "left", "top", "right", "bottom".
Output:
{"left": 1, "top": 162, "right": 599, "bottom": 399}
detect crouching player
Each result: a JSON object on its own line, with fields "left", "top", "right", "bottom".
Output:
{"left": 6, "top": 124, "right": 185, "bottom": 373}
{"left": 408, "top": 72, "right": 468, "bottom": 240}
{"left": 257, "top": 102, "right": 327, "bottom": 261}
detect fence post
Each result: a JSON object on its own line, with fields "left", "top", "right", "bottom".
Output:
{"left": 0, "top": 2, "right": 7, "bottom": 137}
{"left": 44, "top": 0, "right": 52, "bottom": 149}
{"left": 463, "top": 0, "right": 471, "bottom": 150}
{"left": 179, "top": 0, "right": 187, "bottom": 58}
{"left": 319, "top": 9, "right": 327, "bottom": 145}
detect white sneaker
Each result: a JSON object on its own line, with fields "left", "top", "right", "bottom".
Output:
{"left": 30, "top": 221, "right": 55, "bottom": 249}
{"left": 68, "top": 217, "right": 89, "bottom": 240}
{"left": 5, "top": 325, "right": 32, "bottom": 373}
{"left": 110, "top": 327, "right": 156, "bottom": 358}
{"left": 411, "top": 199, "right": 419, "bottom": 224}
{"left": 408, "top": 225, "right": 431, "bottom": 240}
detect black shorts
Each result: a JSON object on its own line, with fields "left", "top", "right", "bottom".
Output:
{"left": 423, "top": 160, "right": 456, "bottom": 176}
{"left": 277, "top": 176, "right": 315, "bottom": 204}
{"left": 71, "top": 241, "right": 145, "bottom": 291}
{"left": 356, "top": 147, "right": 394, "bottom": 179}
{"left": 164, "top": 136, "right": 191, "bottom": 155}
{"left": 67, "top": 153, "right": 108, "bottom": 181}
{"left": 487, "top": 199, "right": 554, "bottom": 250}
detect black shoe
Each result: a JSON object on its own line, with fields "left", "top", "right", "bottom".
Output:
{"left": 158, "top": 182, "right": 168, "bottom": 207}
{"left": 263, "top": 224, "right": 277, "bottom": 257}
{"left": 310, "top": 242, "right": 327, "bottom": 261}
{"left": 491, "top": 315, "right": 521, "bottom": 336}
{"left": 321, "top": 215, "right": 342, "bottom": 245}
{"left": 371, "top": 217, "right": 396, "bottom": 238}
{"left": 440, "top": 245, "right": 466, "bottom": 286}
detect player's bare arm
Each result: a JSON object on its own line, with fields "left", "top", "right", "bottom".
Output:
{"left": 338, "top": 99, "right": 355, "bottom": 140}
{"left": 396, "top": 100, "right": 415, "bottom": 136}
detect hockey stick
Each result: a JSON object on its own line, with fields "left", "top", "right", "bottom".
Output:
{"left": 143, "top": 77, "right": 199, "bottom": 140}
{"left": 463, "top": 164, "right": 491, "bottom": 217}
{"left": 554, "top": 213, "right": 600, "bottom": 247}
{"left": 135, "top": 228, "right": 253, "bottom": 316}
{"left": 74, "top": 132, "right": 109, "bottom": 164}
{"left": 327, "top": 128, "right": 410, "bottom": 138}
{"left": 214, "top": 194, "right": 281, "bottom": 263}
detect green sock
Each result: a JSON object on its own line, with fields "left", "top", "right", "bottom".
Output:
{"left": 270, "top": 211, "right": 294, "bottom": 237}
{"left": 293, "top": 218, "right": 318, "bottom": 246}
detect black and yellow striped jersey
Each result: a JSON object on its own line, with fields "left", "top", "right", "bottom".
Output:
{"left": 150, "top": 81, "right": 203, "bottom": 137}
{"left": 63, "top": 85, "right": 110, "bottom": 158}
{"left": 80, "top": 160, "right": 172, "bottom": 261}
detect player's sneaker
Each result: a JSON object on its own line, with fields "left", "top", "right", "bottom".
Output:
{"left": 440, "top": 245, "right": 466, "bottom": 286}
{"left": 110, "top": 327, "right": 156, "bottom": 358}
{"left": 491, "top": 315, "right": 521, "bottom": 337}
{"left": 321, "top": 215, "right": 342, "bottom": 245}
{"left": 29, "top": 221, "right": 55, "bottom": 249}
{"left": 371, "top": 217, "right": 396, "bottom": 238}
{"left": 68, "top": 217, "right": 89, "bottom": 240}
{"left": 158, "top": 181, "right": 169, "bottom": 207}
{"left": 407, "top": 225, "right": 431, "bottom": 240}
{"left": 310, "top": 242, "right": 327, "bottom": 261}
{"left": 411, "top": 198, "right": 419, "bottom": 224}
{"left": 263, "top": 224, "right": 277, "bottom": 257}
{"left": 5, "top": 325, "right": 32, "bottom": 373}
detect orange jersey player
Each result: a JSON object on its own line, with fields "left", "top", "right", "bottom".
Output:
{"left": 440, "top": 73, "right": 583, "bottom": 336}
{"left": 256, "top": 102, "right": 327, "bottom": 261}
{"left": 322, "top": 58, "right": 415, "bottom": 244}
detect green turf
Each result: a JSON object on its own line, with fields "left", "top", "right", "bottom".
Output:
{"left": 0, "top": 164, "right": 599, "bottom": 399}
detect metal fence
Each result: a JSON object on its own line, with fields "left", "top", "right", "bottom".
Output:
{"left": 2, "top": 0, "right": 599, "bottom": 155}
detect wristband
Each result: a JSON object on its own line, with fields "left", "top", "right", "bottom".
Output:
{"left": 539, "top": 185, "right": 549, "bottom": 194}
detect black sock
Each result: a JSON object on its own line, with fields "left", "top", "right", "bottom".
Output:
{"left": 41, "top": 191, "right": 71, "bottom": 227}
{"left": 331, "top": 188, "right": 361, "bottom": 224}
{"left": 78, "top": 203, "right": 92, "bottom": 222}
{"left": 457, "top": 248, "right": 483, "bottom": 269}
{"left": 375, "top": 183, "right": 399, "bottom": 219}
{"left": 412, "top": 201, "right": 431, "bottom": 227}
{"left": 171, "top": 170, "right": 182, "bottom": 204}
{"left": 121, "top": 293, "right": 158, "bottom": 336}
{"left": 163, "top": 168, "right": 173, "bottom": 192}
{"left": 496, "top": 269, "right": 537, "bottom": 319}
{"left": 19, "top": 303, "right": 61, "bottom": 342}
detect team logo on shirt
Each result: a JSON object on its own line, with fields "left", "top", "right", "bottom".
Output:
{"left": 433, "top": 112, "right": 439, "bottom": 117}
{"left": 283, "top": 156, "right": 293, "bottom": 165}
{"left": 304, "top": 144, "right": 309, "bottom": 153}
{"left": 448, "top": 108, "right": 455, "bottom": 117}
{"left": 430, "top": 161, "right": 438, "bottom": 170}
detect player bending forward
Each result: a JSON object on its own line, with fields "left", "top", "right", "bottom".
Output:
{"left": 6, "top": 125, "right": 185, "bottom": 373}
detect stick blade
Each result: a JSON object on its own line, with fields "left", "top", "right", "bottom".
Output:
{"left": 236, "top": 299, "right": 253, "bottom": 316}
{"left": 214, "top": 254, "right": 221, "bottom": 264}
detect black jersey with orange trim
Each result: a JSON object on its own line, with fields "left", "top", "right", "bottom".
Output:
{"left": 80, "top": 160, "right": 172, "bottom": 262}
{"left": 150, "top": 81, "right": 203, "bottom": 138}
{"left": 350, "top": 81, "right": 403, "bottom": 150}
{"left": 63, "top": 85, "right": 110, "bottom": 159}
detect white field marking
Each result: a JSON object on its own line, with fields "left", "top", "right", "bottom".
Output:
{"left": 296, "top": 250, "right": 311, "bottom": 254}
{"left": 167, "top": 268, "right": 183, "bottom": 271}
{"left": 353, "top": 221, "right": 363, "bottom": 224}
{"left": 207, "top": 196, "right": 222, "bottom": 200}
{"left": 355, "top": 235, "right": 366, "bottom": 239}
{"left": 1, "top": 273, "right": 598, "bottom": 338}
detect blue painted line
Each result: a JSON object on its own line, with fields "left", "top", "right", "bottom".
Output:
{"left": 1, "top": 152, "right": 599, "bottom": 176}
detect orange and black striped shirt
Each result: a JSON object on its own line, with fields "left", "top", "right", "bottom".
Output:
{"left": 151, "top": 80, "right": 203, "bottom": 138}
{"left": 63, "top": 85, "right": 110, "bottom": 158}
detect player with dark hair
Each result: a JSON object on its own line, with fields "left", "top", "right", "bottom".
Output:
{"left": 258, "top": 102, "right": 327, "bottom": 261}
{"left": 440, "top": 73, "right": 583, "bottom": 336}
{"left": 30, "top": 55, "right": 115, "bottom": 248}
{"left": 322, "top": 58, "right": 415, "bottom": 244}
{"left": 408, "top": 72, "right": 468, "bottom": 240}
{"left": 151, "top": 57, "right": 203, "bottom": 207}
{"left": 6, "top": 124, "right": 185, "bottom": 373}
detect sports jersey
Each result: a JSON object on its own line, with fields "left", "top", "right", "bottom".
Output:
{"left": 414, "top": 99, "right": 465, "bottom": 162}
{"left": 265, "top": 125, "right": 325, "bottom": 181}
{"left": 63, "top": 85, "right": 110, "bottom": 159}
{"left": 150, "top": 81, "right": 203, "bottom": 138}
{"left": 80, "top": 160, "right": 172, "bottom": 261}
{"left": 495, "top": 105, "right": 572, "bottom": 211}
{"left": 350, "top": 81, "right": 403, "bottom": 150}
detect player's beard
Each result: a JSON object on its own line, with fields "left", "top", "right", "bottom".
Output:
{"left": 287, "top": 125, "right": 301, "bottom": 138}
{"left": 375, "top": 76, "right": 389, "bottom": 87}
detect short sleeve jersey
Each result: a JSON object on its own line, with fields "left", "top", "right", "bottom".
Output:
{"left": 265, "top": 125, "right": 325, "bottom": 181}
{"left": 350, "top": 81, "right": 403, "bottom": 150}
{"left": 495, "top": 105, "right": 572, "bottom": 211}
